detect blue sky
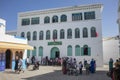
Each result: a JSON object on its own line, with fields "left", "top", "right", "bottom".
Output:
{"left": 0, "top": 0, "right": 118, "bottom": 37}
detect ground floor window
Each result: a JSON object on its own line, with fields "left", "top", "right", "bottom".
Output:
{"left": 81, "top": 45, "right": 91, "bottom": 56}
{"left": 32, "top": 47, "right": 36, "bottom": 56}
{"left": 27, "top": 50, "right": 30, "bottom": 57}
{"left": 67, "top": 45, "right": 72, "bottom": 56}
{"left": 39, "top": 47, "right": 43, "bottom": 56}
{"left": 75, "top": 45, "right": 80, "bottom": 56}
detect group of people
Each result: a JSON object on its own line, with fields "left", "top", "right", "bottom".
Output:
{"left": 62, "top": 57, "right": 96, "bottom": 76}
{"left": 41, "top": 57, "right": 62, "bottom": 66}
{"left": 14, "top": 56, "right": 24, "bottom": 74}
{"left": 108, "top": 58, "right": 120, "bottom": 80}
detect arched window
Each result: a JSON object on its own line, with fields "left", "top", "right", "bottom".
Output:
{"left": 83, "top": 28, "right": 88, "bottom": 38}
{"left": 27, "top": 50, "right": 30, "bottom": 57}
{"left": 39, "top": 46, "right": 43, "bottom": 56}
{"left": 75, "top": 28, "right": 80, "bottom": 38}
{"left": 60, "top": 29, "right": 65, "bottom": 39}
{"left": 21, "top": 32, "right": 25, "bottom": 38}
{"left": 52, "top": 15, "right": 58, "bottom": 23}
{"left": 39, "top": 31, "right": 44, "bottom": 40}
{"left": 91, "top": 27, "right": 96, "bottom": 37}
{"left": 44, "top": 16, "right": 50, "bottom": 23}
{"left": 27, "top": 32, "right": 31, "bottom": 41}
{"left": 61, "top": 15, "right": 67, "bottom": 22}
{"left": 32, "top": 46, "right": 36, "bottom": 56}
{"left": 75, "top": 45, "right": 80, "bottom": 56}
{"left": 67, "top": 45, "right": 72, "bottom": 56}
{"left": 53, "top": 30, "right": 57, "bottom": 39}
{"left": 67, "top": 29, "right": 72, "bottom": 39}
{"left": 33, "top": 31, "right": 37, "bottom": 40}
{"left": 81, "top": 45, "right": 91, "bottom": 56}
{"left": 46, "top": 30, "right": 50, "bottom": 40}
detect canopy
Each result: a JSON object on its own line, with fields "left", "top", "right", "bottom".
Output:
{"left": 0, "top": 41, "right": 33, "bottom": 50}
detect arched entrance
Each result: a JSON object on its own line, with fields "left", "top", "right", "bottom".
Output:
{"left": 5, "top": 49, "right": 12, "bottom": 69}
{"left": 51, "top": 47, "right": 60, "bottom": 58}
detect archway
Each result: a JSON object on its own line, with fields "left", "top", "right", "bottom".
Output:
{"left": 5, "top": 49, "right": 12, "bottom": 69}
{"left": 51, "top": 47, "right": 60, "bottom": 58}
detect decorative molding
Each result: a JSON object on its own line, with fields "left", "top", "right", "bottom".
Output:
{"left": 19, "top": 4, "right": 103, "bottom": 17}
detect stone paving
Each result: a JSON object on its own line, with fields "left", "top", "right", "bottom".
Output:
{"left": 0, "top": 65, "right": 111, "bottom": 80}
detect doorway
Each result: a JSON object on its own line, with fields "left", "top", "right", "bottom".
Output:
{"left": 51, "top": 47, "right": 60, "bottom": 58}
{"left": 5, "top": 49, "right": 12, "bottom": 69}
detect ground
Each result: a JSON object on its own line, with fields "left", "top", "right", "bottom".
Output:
{"left": 0, "top": 65, "right": 111, "bottom": 80}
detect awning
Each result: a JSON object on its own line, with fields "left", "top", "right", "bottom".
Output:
{"left": 0, "top": 41, "right": 33, "bottom": 50}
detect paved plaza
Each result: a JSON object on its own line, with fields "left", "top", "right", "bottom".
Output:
{"left": 0, "top": 66, "right": 111, "bottom": 80}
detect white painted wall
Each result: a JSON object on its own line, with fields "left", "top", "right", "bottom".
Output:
{"left": 103, "top": 38, "right": 119, "bottom": 64}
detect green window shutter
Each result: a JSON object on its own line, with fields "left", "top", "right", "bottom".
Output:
{"left": 27, "top": 50, "right": 30, "bottom": 57}
{"left": 39, "top": 47, "right": 43, "bottom": 56}
{"left": 88, "top": 47, "right": 91, "bottom": 56}
{"left": 81, "top": 47, "right": 83, "bottom": 56}
{"left": 32, "top": 47, "right": 36, "bottom": 56}
{"left": 67, "top": 46, "right": 72, "bottom": 56}
{"left": 75, "top": 46, "right": 80, "bottom": 56}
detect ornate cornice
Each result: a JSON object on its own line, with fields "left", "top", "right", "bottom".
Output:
{"left": 19, "top": 4, "right": 103, "bottom": 17}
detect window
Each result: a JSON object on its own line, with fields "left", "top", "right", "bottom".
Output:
{"left": 27, "top": 50, "right": 30, "bottom": 57}
{"left": 60, "top": 29, "right": 65, "bottom": 39}
{"left": 67, "top": 29, "right": 72, "bottom": 39}
{"left": 31, "top": 17, "right": 39, "bottom": 25}
{"left": 72, "top": 13, "right": 82, "bottom": 21}
{"left": 84, "top": 11, "right": 95, "bottom": 20}
{"left": 75, "top": 45, "right": 80, "bottom": 56}
{"left": 52, "top": 15, "right": 58, "bottom": 23}
{"left": 61, "top": 15, "right": 67, "bottom": 22}
{"left": 75, "top": 28, "right": 80, "bottom": 38}
{"left": 27, "top": 32, "right": 31, "bottom": 41}
{"left": 39, "top": 31, "right": 44, "bottom": 40}
{"left": 39, "top": 46, "right": 43, "bottom": 56}
{"left": 33, "top": 31, "right": 37, "bottom": 40}
{"left": 91, "top": 27, "right": 96, "bottom": 37}
{"left": 44, "top": 16, "right": 50, "bottom": 23}
{"left": 32, "top": 47, "right": 36, "bottom": 56}
{"left": 21, "top": 18, "right": 30, "bottom": 26}
{"left": 21, "top": 32, "right": 25, "bottom": 38}
{"left": 67, "top": 45, "right": 72, "bottom": 56}
{"left": 81, "top": 45, "right": 91, "bottom": 56}
{"left": 53, "top": 30, "right": 57, "bottom": 39}
{"left": 83, "top": 28, "right": 88, "bottom": 38}
{"left": 46, "top": 30, "right": 50, "bottom": 40}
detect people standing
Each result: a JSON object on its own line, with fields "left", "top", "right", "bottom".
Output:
{"left": 79, "top": 61, "right": 83, "bottom": 75}
{"left": 90, "top": 59, "right": 95, "bottom": 73}
{"left": 14, "top": 56, "right": 19, "bottom": 73}
{"left": 26, "top": 57, "right": 30, "bottom": 69}
{"left": 109, "top": 58, "right": 113, "bottom": 72}
{"left": 31, "top": 56, "right": 35, "bottom": 65}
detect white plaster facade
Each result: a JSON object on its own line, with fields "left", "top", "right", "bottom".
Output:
{"left": 8, "top": 4, "right": 103, "bottom": 66}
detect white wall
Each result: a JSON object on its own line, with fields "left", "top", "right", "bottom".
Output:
{"left": 103, "top": 39, "right": 119, "bottom": 64}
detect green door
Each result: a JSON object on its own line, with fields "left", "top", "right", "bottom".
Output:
{"left": 51, "top": 47, "right": 59, "bottom": 58}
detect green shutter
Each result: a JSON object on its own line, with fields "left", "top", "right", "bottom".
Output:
{"left": 27, "top": 50, "right": 30, "bottom": 57}
{"left": 88, "top": 47, "right": 91, "bottom": 56}
{"left": 81, "top": 47, "right": 83, "bottom": 56}
{"left": 75, "top": 46, "right": 80, "bottom": 56}
{"left": 32, "top": 47, "right": 36, "bottom": 56}
{"left": 39, "top": 47, "right": 43, "bottom": 56}
{"left": 67, "top": 46, "right": 72, "bottom": 56}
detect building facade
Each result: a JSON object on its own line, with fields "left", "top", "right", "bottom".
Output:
{"left": 0, "top": 18, "right": 33, "bottom": 71}
{"left": 8, "top": 4, "right": 103, "bottom": 66}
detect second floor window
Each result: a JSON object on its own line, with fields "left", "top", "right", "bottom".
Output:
{"left": 39, "top": 31, "right": 43, "bottom": 40}
{"left": 84, "top": 11, "right": 95, "bottom": 20}
{"left": 31, "top": 17, "right": 39, "bottom": 25}
{"left": 67, "top": 29, "right": 72, "bottom": 39}
{"left": 53, "top": 30, "right": 57, "bottom": 39}
{"left": 21, "top": 18, "right": 30, "bottom": 26}
{"left": 72, "top": 13, "right": 82, "bottom": 21}
{"left": 44, "top": 16, "right": 50, "bottom": 23}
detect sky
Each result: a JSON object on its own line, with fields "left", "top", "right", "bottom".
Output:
{"left": 0, "top": 0, "right": 118, "bottom": 37}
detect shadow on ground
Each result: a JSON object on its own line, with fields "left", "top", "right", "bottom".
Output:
{"left": 22, "top": 70, "right": 111, "bottom": 80}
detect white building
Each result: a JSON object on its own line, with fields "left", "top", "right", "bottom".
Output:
{"left": 103, "top": 36, "right": 119, "bottom": 64}
{"left": 7, "top": 4, "right": 103, "bottom": 66}
{"left": 0, "top": 18, "right": 33, "bottom": 71}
